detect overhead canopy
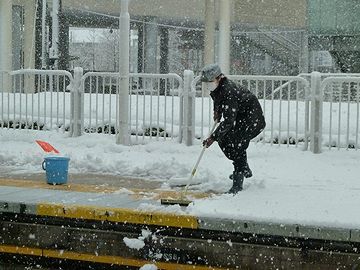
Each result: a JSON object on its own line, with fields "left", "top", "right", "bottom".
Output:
{"left": 60, "top": 0, "right": 307, "bottom": 29}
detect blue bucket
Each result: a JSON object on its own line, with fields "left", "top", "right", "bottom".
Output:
{"left": 42, "top": 156, "right": 70, "bottom": 185}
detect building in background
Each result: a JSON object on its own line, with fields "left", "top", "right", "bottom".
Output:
{"left": 3, "top": 0, "right": 360, "bottom": 76}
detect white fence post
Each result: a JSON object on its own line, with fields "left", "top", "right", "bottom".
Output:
{"left": 303, "top": 84, "right": 311, "bottom": 151}
{"left": 116, "top": 0, "right": 130, "bottom": 145}
{"left": 70, "top": 67, "right": 84, "bottom": 137}
{"left": 178, "top": 84, "right": 184, "bottom": 143}
{"left": 310, "top": 71, "right": 322, "bottom": 153}
{"left": 183, "top": 70, "right": 195, "bottom": 146}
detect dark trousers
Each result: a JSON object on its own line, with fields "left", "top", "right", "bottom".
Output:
{"left": 218, "top": 139, "right": 250, "bottom": 173}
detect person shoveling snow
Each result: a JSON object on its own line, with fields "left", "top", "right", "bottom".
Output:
{"left": 201, "top": 63, "right": 266, "bottom": 194}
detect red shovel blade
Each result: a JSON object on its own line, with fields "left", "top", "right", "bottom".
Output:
{"left": 36, "top": 140, "right": 60, "bottom": 154}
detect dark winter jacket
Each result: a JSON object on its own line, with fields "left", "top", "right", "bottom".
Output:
{"left": 210, "top": 77, "right": 266, "bottom": 144}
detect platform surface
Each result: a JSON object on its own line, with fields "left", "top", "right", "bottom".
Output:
{"left": 0, "top": 175, "right": 359, "bottom": 244}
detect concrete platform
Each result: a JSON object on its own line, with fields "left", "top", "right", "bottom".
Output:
{"left": 0, "top": 176, "right": 360, "bottom": 269}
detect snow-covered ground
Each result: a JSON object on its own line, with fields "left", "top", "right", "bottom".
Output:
{"left": 0, "top": 128, "right": 359, "bottom": 229}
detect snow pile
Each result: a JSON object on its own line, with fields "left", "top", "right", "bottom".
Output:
{"left": 123, "top": 229, "right": 152, "bottom": 250}
{"left": 123, "top": 237, "right": 145, "bottom": 250}
{"left": 140, "top": 264, "right": 158, "bottom": 270}
{"left": 1, "top": 128, "right": 360, "bottom": 228}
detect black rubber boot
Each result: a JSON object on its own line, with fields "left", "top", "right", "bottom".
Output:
{"left": 243, "top": 165, "right": 253, "bottom": 178}
{"left": 229, "top": 164, "right": 252, "bottom": 179}
{"left": 227, "top": 172, "right": 244, "bottom": 194}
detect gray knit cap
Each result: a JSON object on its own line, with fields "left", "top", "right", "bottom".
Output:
{"left": 200, "top": 63, "right": 222, "bottom": 82}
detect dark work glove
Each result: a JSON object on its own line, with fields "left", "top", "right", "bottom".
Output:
{"left": 202, "top": 137, "right": 215, "bottom": 148}
{"left": 213, "top": 111, "right": 221, "bottom": 122}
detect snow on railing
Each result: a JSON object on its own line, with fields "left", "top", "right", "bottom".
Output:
{"left": 1, "top": 69, "right": 360, "bottom": 151}
{"left": 81, "top": 71, "right": 183, "bottom": 143}
{"left": 321, "top": 77, "right": 360, "bottom": 150}
{"left": 0, "top": 69, "right": 73, "bottom": 132}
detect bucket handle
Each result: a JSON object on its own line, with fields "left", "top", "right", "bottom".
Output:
{"left": 42, "top": 160, "right": 46, "bottom": 171}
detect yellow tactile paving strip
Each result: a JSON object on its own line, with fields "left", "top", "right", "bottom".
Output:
{"left": 0, "top": 244, "right": 225, "bottom": 270}
{"left": 0, "top": 178, "right": 211, "bottom": 200}
{"left": 37, "top": 203, "right": 199, "bottom": 229}
{"left": 0, "top": 178, "right": 126, "bottom": 193}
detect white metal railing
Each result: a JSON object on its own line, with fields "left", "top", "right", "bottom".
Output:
{"left": 2, "top": 69, "right": 360, "bottom": 152}
{"left": 0, "top": 69, "right": 73, "bottom": 132}
{"left": 321, "top": 77, "right": 360, "bottom": 150}
{"left": 190, "top": 75, "right": 310, "bottom": 148}
{"left": 81, "top": 71, "right": 183, "bottom": 143}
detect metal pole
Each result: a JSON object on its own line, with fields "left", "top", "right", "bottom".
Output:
{"left": 310, "top": 71, "right": 322, "bottom": 153}
{"left": 218, "top": 0, "right": 231, "bottom": 74}
{"left": 0, "top": 0, "right": 12, "bottom": 71}
{"left": 41, "top": 0, "right": 47, "bottom": 69}
{"left": 50, "top": 0, "right": 59, "bottom": 69}
{"left": 202, "top": 0, "right": 216, "bottom": 98}
{"left": 183, "top": 70, "right": 195, "bottom": 146}
{"left": 204, "top": 0, "right": 215, "bottom": 65}
{"left": 299, "top": 31, "right": 309, "bottom": 73}
{"left": 0, "top": 0, "right": 12, "bottom": 93}
{"left": 116, "top": 0, "right": 130, "bottom": 145}
{"left": 24, "top": 0, "right": 37, "bottom": 70}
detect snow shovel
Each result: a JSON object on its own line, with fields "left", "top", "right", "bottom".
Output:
{"left": 36, "top": 140, "right": 60, "bottom": 154}
{"left": 161, "top": 120, "right": 218, "bottom": 206}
